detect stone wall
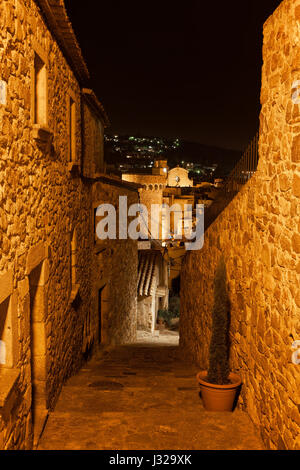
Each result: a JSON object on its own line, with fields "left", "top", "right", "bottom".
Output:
{"left": 180, "top": 0, "right": 300, "bottom": 450}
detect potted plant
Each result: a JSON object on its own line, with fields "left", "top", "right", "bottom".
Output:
{"left": 196, "top": 257, "right": 241, "bottom": 411}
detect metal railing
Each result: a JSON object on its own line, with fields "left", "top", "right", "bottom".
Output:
{"left": 205, "top": 132, "right": 259, "bottom": 230}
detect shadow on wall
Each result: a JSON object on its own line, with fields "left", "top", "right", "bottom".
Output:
{"left": 171, "top": 275, "right": 180, "bottom": 295}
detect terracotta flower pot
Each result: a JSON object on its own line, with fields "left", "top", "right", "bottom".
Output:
{"left": 196, "top": 371, "right": 242, "bottom": 412}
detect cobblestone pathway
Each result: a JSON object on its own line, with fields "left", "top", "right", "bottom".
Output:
{"left": 38, "top": 331, "right": 263, "bottom": 450}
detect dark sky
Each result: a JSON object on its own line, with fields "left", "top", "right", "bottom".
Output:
{"left": 64, "top": 0, "right": 282, "bottom": 151}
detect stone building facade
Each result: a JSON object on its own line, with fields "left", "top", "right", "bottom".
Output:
{"left": 180, "top": 0, "right": 300, "bottom": 450}
{"left": 0, "top": 0, "right": 138, "bottom": 450}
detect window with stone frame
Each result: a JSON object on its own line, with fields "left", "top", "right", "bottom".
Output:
{"left": 70, "top": 229, "right": 80, "bottom": 303}
{"left": 67, "top": 91, "right": 77, "bottom": 163}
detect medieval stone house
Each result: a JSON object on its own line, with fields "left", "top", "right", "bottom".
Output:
{"left": 0, "top": 0, "right": 139, "bottom": 450}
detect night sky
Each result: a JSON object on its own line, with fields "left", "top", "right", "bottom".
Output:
{"left": 64, "top": 0, "right": 282, "bottom": 152}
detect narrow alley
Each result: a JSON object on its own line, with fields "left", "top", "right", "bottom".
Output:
{"left": 38, "top": 331, "right": 263, "bottom": 451}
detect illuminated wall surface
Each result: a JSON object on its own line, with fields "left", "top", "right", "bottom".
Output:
{"left": 181, "top": 0, "right": 300, "bottom": 450}
{"left": 0, "top": 0, "right": 138, "bottom": 449}
{"left": 0, "top": 0, "right": 299, "bottom": 452}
